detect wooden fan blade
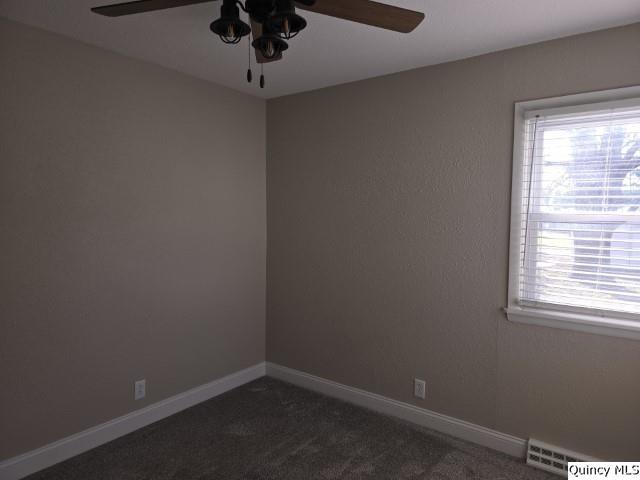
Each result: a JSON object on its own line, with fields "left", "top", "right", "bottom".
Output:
{"left": 294, "top": 0, "right": 424, "bottom": 33}
{"left": 250, "top": 19, "right": 283, "bottom": 64}
{"left": 91, "top": 0, "right": 215, "bottom": 17}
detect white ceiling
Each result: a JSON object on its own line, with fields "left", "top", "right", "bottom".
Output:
{"left": 1, "top": 0, "right": 639, "bottom": 98}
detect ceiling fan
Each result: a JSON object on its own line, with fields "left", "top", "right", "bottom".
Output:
{"left": 91, "top": 0, "right": 425, "bottom": 88}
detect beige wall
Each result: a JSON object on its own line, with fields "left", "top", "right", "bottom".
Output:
{"left": 267, "top": 23, "right": 640, "bottom": 460}
{"left": 0, "top": 18, "right": 265, "bottom": 460}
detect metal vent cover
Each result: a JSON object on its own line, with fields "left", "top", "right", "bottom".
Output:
{"left": 527, "top": 438, "right": 597, "bottom": 476}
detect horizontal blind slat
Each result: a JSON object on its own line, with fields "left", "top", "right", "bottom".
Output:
{"left": 522, "top": 266, "right": 640, "bottom": 281}
{"left": 519, "top": 273, "right": 640, "bottom": 290}
{"left": 520, "top": 283, "right": 640, "bottom": 302}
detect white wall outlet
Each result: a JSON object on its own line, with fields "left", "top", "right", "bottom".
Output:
{"left": 414, "top": 378, "right": 426, "bottom": 399}
{"left": 134, "top": 379, "right": 146, "bottom": 400}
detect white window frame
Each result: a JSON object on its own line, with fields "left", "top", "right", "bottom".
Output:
{"left": 506, "top": 86, "right": 640, "bottom": 340}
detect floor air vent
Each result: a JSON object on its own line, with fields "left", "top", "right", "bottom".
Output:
{"left": 527, "top": 439, "right": 596, "bottom": 476}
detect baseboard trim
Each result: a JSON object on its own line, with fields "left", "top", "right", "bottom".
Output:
{"left": 266, "top": 362, "right": 527, "bottom": 458}
{"left": 0, "top": 362, "right": 266, "bottom": 480}
{"left": 2, "top": 361, "right": 527, "bottom": 480}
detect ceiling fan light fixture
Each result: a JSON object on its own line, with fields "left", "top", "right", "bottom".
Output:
{"left": 267, "top": 0, "right": 307, "bottom": 39}
{"left": 92, "top": 0, "right": 427, "bottom": 86}
{"left": 252, "top": 27, "right": 288, "bottom": 59}
{"left": 210, "top": 0, "right": 251, "bottom": 45}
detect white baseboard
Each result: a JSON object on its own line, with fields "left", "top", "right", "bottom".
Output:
{"left": 2, "top": 361, "right": 526, "bottom": 480}
{"left": 0, "top": 362, "right": 266, "bottom": 480}
{"left": 266, "top": 362, "right": 527, "bottom": 458}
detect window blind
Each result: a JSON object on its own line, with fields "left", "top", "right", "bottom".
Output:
{"left": 517, "top": 102, "right": 640, "bottom": 317}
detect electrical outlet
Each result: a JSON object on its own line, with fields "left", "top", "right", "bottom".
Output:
{"left": 414, "top": 378, "right": 426, "bottom": 399}
{"left": 134, "top": 379, "right": 146, "bottom": 400}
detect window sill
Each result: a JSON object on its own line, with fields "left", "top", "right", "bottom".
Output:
{"left": 504, "top": 306, "right": 640, "bottom": 341}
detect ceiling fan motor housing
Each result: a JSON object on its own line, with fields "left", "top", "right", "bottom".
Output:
{"left": 246, "top": 0, "right": 276, "bottom": 23}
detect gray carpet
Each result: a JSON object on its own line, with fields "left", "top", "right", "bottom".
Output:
{"left": 25, "top": 377, "right": 555, "bottom": 479}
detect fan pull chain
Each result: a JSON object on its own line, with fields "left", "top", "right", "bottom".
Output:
{"left": 260, "top": 64, "right": 265, "bottom": 89}
{"left": 246, "top": 36, "right": 252, "bottom": 83}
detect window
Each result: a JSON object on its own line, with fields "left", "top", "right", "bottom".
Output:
{"left": 506, "top": 87, "right": 640, "bottom": 340}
